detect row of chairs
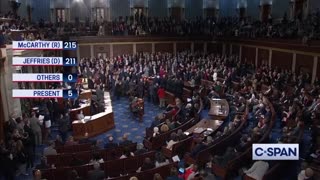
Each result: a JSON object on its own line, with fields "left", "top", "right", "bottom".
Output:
{"left": 212, "top": 96, "right": 277, "bottom": 179}
{"left": 41, "top": 151, "right": 157, "bottom": 180}
{"left": 48, "top": 143, "right": 137, "bottom": 167}
{"left": 185, "top": 107, "right": 249, "bottom": 165}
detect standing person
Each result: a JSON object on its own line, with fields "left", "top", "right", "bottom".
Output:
{"left": 115, "top": 80, "right": 122, "bottom": 100}
{"left": 29, "top": 112, "right": 42, "bottom": 146}
{"left": 58, "top": 113, "right": 69, "bottom": 143}
{"left": 24, "top": 120, "right": 35, "bottom": 170}
{"left": 15, "top": 140, "right": 28, "bottom": 176}
{"left": 157, "top": 86, "right": 165, "bottom": 108}
{"left": 43, "top": 109, "right": 51, "bottom": 144}
{"left": 137, "top": 78, "right": 145, "bottom": 99}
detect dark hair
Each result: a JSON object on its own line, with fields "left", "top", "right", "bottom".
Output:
{"left": 15, "top": 117, "right": 22, "bottom": 123}
{"left": 155, "top": 152, "right": 166, "bottom": 163}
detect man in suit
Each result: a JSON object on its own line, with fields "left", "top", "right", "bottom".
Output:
{"left": 43, "top": 141, "right": 57, "bottom": 156}
{"left": 88, "top": 162, "right": 105, "bottom": 180}
{"left": 119, "top": 133, "right": 133, "bottom": 146}
{"left": 88, "top": 76, "right": 94, "bottom": 89}
{"left": 95, "top": 85, "right": 104, "bottom": 102}
{"left": 104, "top": 136, "right": 118, "bottom": 149}
{"left": 29, "top": 112, "right": 42, "bottom": 145}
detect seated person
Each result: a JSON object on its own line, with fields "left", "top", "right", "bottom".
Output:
{"left": 65, "top": 136, "right": 78, "bottom": 146}
{"left": 177, "top": 129, "right": 188, "bottom": 141}
{"left": 213, "top": 147, "right": 238, "bottom": 167}
{"left": 89, "top": 152, "right": 104, "bottom": 164}
{"left": 55, "top": 135, "right": 64, "bottom": 147}
{"left": 136, "top": 157, "right": 155, "bottom": 172}
{"left": 152, "top": 127, "right": 160, "bottom": 138}
{"left": 297, "top": 167, "right": 314, "bottom": 180}
{"left": 155, "top": 152, "right": 170, "bottom": 167}
{"left": 88, "top": 162, "right": 105, "bottom": 180}
{"left": 150, "top": 115, "right": 163, "bottom": 128}
{"left": 166, "top": 119, "right": 176, "bottom": 130}
{"left": 166, "top": 132, "right": 179, "bottom": 150}
{"left": 104, "top": 136, "right": 118, "bottom": 149}
{"left": 43, "top": 141, "right": 57, "bottom": 156}
{"left": 119, "top": 133, "right": 133, "bottom": 146}
{"left": 191, "top": 136, "right": 213, "bottom": 157}
{"left": 160, "top": 124, "right": 169, "bottom": 133}
{"left": 134, "top": 143, "right": 148, "bottom": 155}
{"left": 243, "top": 161, "right": 269, "bottom": 180}
{"left": 120, "top": 147, "right": 134, "bottom": 159}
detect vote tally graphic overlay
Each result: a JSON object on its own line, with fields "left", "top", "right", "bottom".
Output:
{"left": 12, "top": 41, "right": 78, "bottom": 99}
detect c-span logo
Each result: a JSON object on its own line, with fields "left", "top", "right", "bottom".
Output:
{"left": 252, "top": 144, "right": 299, "bottom": 160}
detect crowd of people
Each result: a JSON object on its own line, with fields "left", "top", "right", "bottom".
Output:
{"left": 1, "top": 4, "right": 320, "bottom": 179}
{"left": 1, "top": 47, "right": 319, "bottom": 179}
{"left": 1, "top": 8, "right": 320, "bottom": 46}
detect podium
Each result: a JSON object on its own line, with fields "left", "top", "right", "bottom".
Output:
{"left": 208, "top": 98, "right": 229, "bottom": 120}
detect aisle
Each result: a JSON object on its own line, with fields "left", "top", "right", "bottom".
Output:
{"left": 90, "top": 96, "right": 162, "bottom": 143}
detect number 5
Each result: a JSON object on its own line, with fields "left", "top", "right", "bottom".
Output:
{"left": 68, "top": 90, "right": 73, "bottom": 97}
{"left": 71, "top": 42, "right": 76, "bottom": 48}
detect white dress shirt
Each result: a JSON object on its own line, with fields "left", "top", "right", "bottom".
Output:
{"left": 245, "top": 161, "right": 269, "bottom": 180}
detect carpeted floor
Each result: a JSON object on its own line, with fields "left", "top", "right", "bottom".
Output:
{"left": 90, "top": 97, "right": 163, "bottom": 144}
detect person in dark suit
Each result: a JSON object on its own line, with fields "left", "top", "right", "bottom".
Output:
{"left": 88, "top": 162, "right": 105, "bottom": 180}
{"left": 140, "top": 157, "right": 155, "bottom": 171}
{"left": 134, "top": 143, "right": 148, "bottom": 155}
{"left": 119, "top": 133, "right": 133, "bottom": 146}
{"left": 88, "top": 77, "right": 94, "bottom": 89}
{"left": 104, "top": 136, "right": 118, "bottom": 149}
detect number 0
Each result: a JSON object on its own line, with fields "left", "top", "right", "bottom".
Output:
{"left": 68, "top": 90, "right": 73, "bottom": 97}
{"left": 68, "top": 74, "right": 73, "bottom": 81}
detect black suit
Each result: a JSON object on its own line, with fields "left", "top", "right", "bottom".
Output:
{"left": 88, "top": 79, "right": 94, "bottom": 89}
{"left": 119, "top": 140, "right": 133, "bottom": 146}
{"left": 87, "top": 169, "right": 105, "bottom": 180}
{"left": 104, "top": 142, "right": 118, "bottom": 149}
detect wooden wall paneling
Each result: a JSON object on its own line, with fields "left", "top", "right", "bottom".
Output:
{"left": 317, "top": 57, "right": 320, "bottom": 80}
{"left": 79, "top": 45, "right": 91, "bottom": 58}
{"left": 113, "top": 44, "right": 133, "bottom": 56}
{"left": 271, "top": 51, "right": 293, "bottom": 70}
{"left": 176, "top": 42, "right": 191, "bottom": 52}
{"left": 207, "top": 42, "right": 218, "bottom": 53}
{"left": 93, "top": 44, "right": 110, "bottom": 57}
{"left": 232, "top": 44, "right": 240, "bottom": 56}
{"left": 155, "top": 43, "right": 173, "bottom": 53}
{"left": 216, "top": 43, "right": 223, "bottom": 55}
{"left": 225, "top": 44, "right": 230, "bottom": 55}
{"left": 194, "top": 43, "right": 204, "bottom": 52}
{"left": 296, "top": 54, "right": 314, "bottom": 75}
{"left": 258, "top": 48, "right": 269, "bottom": 67}
{"left": 242, "top": 46, "right": 255, "bottom": 65}
{"left": 136, "top": 43, "right": 152, "bottom": 53}
{"left": 63, "top": 50, "right": 76, "bottom": 57}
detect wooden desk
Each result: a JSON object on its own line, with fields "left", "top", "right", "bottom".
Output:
{"left": 69, "top": 104, "right": 91, "bottom": 122}
{"left": 208, "top": 99, "right": 229, "bottom": 120}
{"left": 185, "top": 119, "right": 223, "bottom": 135}
{"left": 79, "top": 90, "right": 92, "bottom": 100}
{"left": 72, "top": 109, "right": 114, "bottom": 140}
{"left": 72, "top": 92, "right": 115, "bottom": 140}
